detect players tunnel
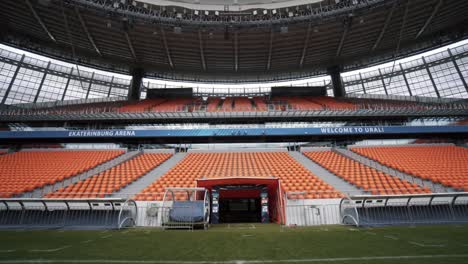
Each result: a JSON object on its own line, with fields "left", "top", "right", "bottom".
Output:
{"left": 196, "top": 178, "right": 283, "bottom": 224}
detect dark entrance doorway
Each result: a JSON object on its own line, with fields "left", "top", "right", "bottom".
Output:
{"left": 196, "top": 178, "right": 282, "bottom": 224}
{"left": 219, "top": 198, "right": 261, "bottom": 223}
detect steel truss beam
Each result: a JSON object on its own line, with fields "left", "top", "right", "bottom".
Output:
{"left": 25, "top": 0, "right": 56, "bottom": 42}
{"left": 372, "top": 1, "right": 397, "bottom": 51}
{"left": 416, "top": 0, "right": 444, "bottom": 39}
{"left": 299, "top": 22, "right": 312, "bottom": 68}
{"left": 266, "top": 28, "right": 274, "bottom": 71}
{"left": 160, "top": 27, "right": 174, "bottom": 69}
{"left": 198, "top": 30, "right": 207, "bottom": 71}
{"left": 75, "top": 7, "right": 101, "bottom": 56}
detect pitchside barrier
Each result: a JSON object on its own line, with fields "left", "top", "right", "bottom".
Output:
{"left": 340, "top": 192, "right": 468, "bottom": 227}
{"left": 0, "top": 198, "right": 137, "bottom": 230}
{"left": 1, "top": 191, "right": 468, "bottom": 229}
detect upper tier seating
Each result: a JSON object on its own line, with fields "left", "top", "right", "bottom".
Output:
{"left": 0, "top": 150, "right": 124, "bottom": 198}
{"left": 220, "top": 97, "right": 234, "bottom": 111}
{"left": 307, "top": 96, "right": 356, "bottom": 110}
{"left": 135, "top": 152, "right": 342, "bottom": 201}
{"left": 118, "top": 99, "right": 165, "bottom": 112}
{"left": 233, "top": 97, "right": 254, "bottom": 111}
{"left": 351, "top": 145, "right": 468, "bottom": 191}
{"left": 151, "top": 98, "right": 194, "bottom": 112}
{"left": 252, "top": 97, "right": 268, "bottom": 111}
{"left": 304, "top": 151, "right": 430, "bottom": 195}
{"left": 46, "top": 153, "right": 172, "bottom": 198}
{"left": 207, "top": 97, "right": 222, "bottom": 112}
{"left": 273, "top": 96, "right": 323, "bottom": 110}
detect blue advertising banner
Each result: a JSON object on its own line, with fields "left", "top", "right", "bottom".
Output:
{"left": 0, "top": 125, "right": 466, "bottom": 140}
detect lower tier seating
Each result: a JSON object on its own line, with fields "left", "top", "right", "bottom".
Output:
{"left": 303, "top": 151, "right": 430, "bottom": 195}
{"left": 0, "top": 150, "right": 124, "bottom": 198}
{"left": 46, "top": 153, "right": 172, "bottom": 198}
{"left": 135, "top": 152, "right": 343, "bottom": 201}
{"left": 351, "top": 145, "right": 468, "bottom": 191}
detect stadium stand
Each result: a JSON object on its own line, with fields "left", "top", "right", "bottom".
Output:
{"left": 220, "top": 97, "right": 234, "bottom": 111}
{"left": 118, "top": 99, "right": 165, "bottom": 112}
{"left": 134, "top": 152, "right": 343, "bottom": 201}
{"left": 233, "top": 97, "right": 254, "bottom": 111}
{"left": 307, "top": 96, "right": 356, "bottom": 110}
{"left": 151, "top": 98, "right": 194, "bottom": 112}
{"left": 252, "top": 97, "right": 268, "bottom": 111}
{"left": 206, "top": 97, "right": 222, "bottom": 112}
{"left": 46, "top": 153, "right": 172, "bottom": 198}
{"left": 350, "top": 145, "right": 468, "bottom": 192}
{"left": 303, "top": 151, "right": 431, "bottom": 195}
{"left": 273, "top": 96, "right": 323, "bottom": 110}
{"left": 0, "top": 150, "right": 124, "bottom": 198}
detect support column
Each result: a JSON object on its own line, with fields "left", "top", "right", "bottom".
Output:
{"left": 129, "top": 67, "right": 144, "bottom": 101}
{"left": 399, "top": 63, "right": 413, "bottom": 96}
{"left": 422, "top": 56, "right": 440, "bottom": 98}
{"left": 85, "top": 72, "right": 95, "bottom": 99}
{"left": 34, "top": 61, "right": 51, "bottom": 103}
{"left": 61, "top": 67, "right": 74, "bottom": 101}
{"left": 447, "top": 48, "right": 468, "bottom": 94}
{"left": 358, "top": 73, "right": 367, "bottom": 94}
{"left": 2, "top": 54, "right": 25, "bottom": 104}
{"left": 107, "top": 76, "right": 115, "bottom": 98}
{"left": 328, "top": 65, "right": 345, "bottom": 97}
{"left": 378, "top": 68, "right": 388, "bottom": 95}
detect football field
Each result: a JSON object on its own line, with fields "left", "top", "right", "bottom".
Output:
{"left": 0, "top": 224, "right": 467, "bottom": 264}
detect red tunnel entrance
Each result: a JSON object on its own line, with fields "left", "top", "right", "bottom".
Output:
{"left": 196, "top": 178, "right": 283, "bottom": 224}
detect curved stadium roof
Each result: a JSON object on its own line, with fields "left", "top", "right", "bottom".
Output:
{"left": 0, "top": 0, "right": 467, "bottom": 82}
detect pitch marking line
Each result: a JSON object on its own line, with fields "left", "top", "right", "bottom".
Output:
{"left": 2, "top": 254, "right": 468, "bottom": 263}
{"left": 101, "top": 235, "right": 112, "bottom": 239}
{"left": 0, "top": 250, "right": 16, "bottom": 253}
{"left": 409, "top": 241, "right": 446, "bottom": 248}
{"left": 28, "top": 245, "right": 71, "bottom": 253}
{"left": 121, "top": 230, "right": 130, "bottom": 234}
{"left": 80, "top": 240, "right": 94, "bottom": 244}
{"left": 384, "top": 235, "right": 398, "bottom": 240}
{"left": 365, "top": 231, "right": 376, "bottom": 236}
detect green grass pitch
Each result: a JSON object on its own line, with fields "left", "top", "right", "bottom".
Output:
{"left": 0, "top": 224, "right": 467, "bottom": 264}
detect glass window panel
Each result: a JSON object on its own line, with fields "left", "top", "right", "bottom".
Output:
{"left": 4, "top": 67, "right": 44, "bottom": 104}
{"left": 0, "top": 61, "right": 17, "bottom": 101}
{"left": 36, "top": 74, "right": 68, "bottom": 103}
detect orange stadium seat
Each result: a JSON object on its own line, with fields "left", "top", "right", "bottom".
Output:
{"left": 252, "top": 97, "right": 268, "bottom": 111}
{"left": 150, "top": 98, "right": 194, "bottom": 112}
{"left": 219, "top": 97, "right": 234, "bottom": 112}
{"left": 134, "top": 152, "right": 343, "bottom": 201}
{"left": 46, "top": 153, "right": 172, "bottom": 198}
{"left": 0, "top": 150, "right": 124, "bottom": 198}
{"left": 118, "top": 99, "right": 165, "bottom": 112}
{"left": 206, "top": 97, "right": 222, "bottom": 112}
{"left": 307, "top": 96, "right": 357, "bottom": 110}
{"left": 274, "top": 96, "right": 323, "bottom": 111}
{"left": 304, "top": 151, "right": 430, "bottom": 195}
{"left": 351, "top": 145, "right": 468, "bottom": 191}
{"left": 233, "top": 97, "right": 254, "bottom": 112}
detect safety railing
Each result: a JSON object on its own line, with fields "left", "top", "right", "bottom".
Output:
{"left": 0, "top": 198, "right": 137, "bottom": 230}
{"left": 340, "top": 193, "right": 468, "bottom": 227}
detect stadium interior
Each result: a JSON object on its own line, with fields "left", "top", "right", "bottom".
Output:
{"left": 1, "top": 0, "right": 468, "bottom": 255}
